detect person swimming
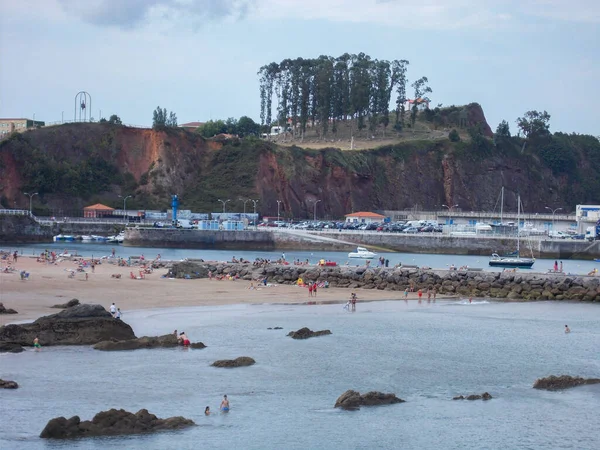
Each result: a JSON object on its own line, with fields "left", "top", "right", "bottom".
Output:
{"left": 220, "top": 394, "right": 230, "bottom": 412}
{"left": 33, "top": 337, "right": 41, "bottom": 349}
{"left": 565, "top": 325, "right": 570, "bottom": 333}
{"left": 205, "top": 406, "right": 211, "bottom": 415}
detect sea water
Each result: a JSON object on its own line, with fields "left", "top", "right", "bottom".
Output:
{"left": 1, "top": 300, "right": 599, "bottom": 449}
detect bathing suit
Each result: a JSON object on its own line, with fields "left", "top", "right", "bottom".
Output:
{"left": 183, "top": 339, "right": 190, "bottom": 346}
{"left": 221, "top": 407, "right": 229, "bottom": 412}
{"left": 34, "top": 343, "right": 41, "bottom": 348}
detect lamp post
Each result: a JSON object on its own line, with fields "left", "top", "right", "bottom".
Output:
{"left": 240, "top": 198, "right": 250, "bottom": 217}
{"left": 442, "top": 204, "right": 459, "bottom": 225}
{"left": 24, "top": 192, "right": 38, "bottom": 214}
{"left": 218, "top": 199, "right": 231, "bottom": 215}
{"left": 251, "top": 199, "right": 259, "bottom": 228}
{"left": 119, "top": 194, "right": 132, "bottom": 222}
{"left": 545, "top": 206, "right": 563, "bottom": 231}
{"left": 311, "top": 199, "right": 321, "bottom": 222}
{"left": 277, "top": 200, "right": 283, "bottom": 223}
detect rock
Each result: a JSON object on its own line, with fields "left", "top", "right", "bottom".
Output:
{"left": 453, "top": 392, "right": 493, "bottom": 400}
{"left": 287, "top": 327, "right": 332, "bottom": 339}
{"left": 39, "top": 408, "right": 195, "bottom": 439}
{"left": 51, "top": 298, "right": 80, "bottom": 309}
{"left": 94, "top": 334, "right": 205, "bottom": 351}
{"left": 0, "top": 304, "right": 136, "bottom": 346}
{"left": 168, "top": 262, "right": 209, "bottom": 279}
{"left": 0, "top": 342, "right": 24, "bottom": 353}
{"left": 211, "top": 356, "right": 256, "bottom": 368}
{"left": 334, "top": 390, "right": 405, "bottom": 410}
{"left": 0, "top": 303, "right": 18, "bottom": 314}
{"left": 533, "top": 375, "right": 600, "bottom": 391}
{"left": 0, "top": 379, "right": 19, "bottom": 389}
{"left": 267, "top": 327, "right": 283, "bottom": 330}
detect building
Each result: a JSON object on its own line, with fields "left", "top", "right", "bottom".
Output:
{"left": 0, "top": 118, "right": 45, "bottom": 138}
{"left": 83, "top": 203, "right": 114, "bottom": 218}
{"left": 180, "top": 121, "right": 204, "bottom": 131}
{"left": 345, "top": 212, "right": 386, "bottom": 224}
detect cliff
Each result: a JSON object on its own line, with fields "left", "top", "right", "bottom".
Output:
{"left": 1, "top": 110, "right": 599, "bottom": 218}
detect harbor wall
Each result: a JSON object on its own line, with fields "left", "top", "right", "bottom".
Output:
{"left": 169, "top": 261, "right": 600, "bottom": 302}
{"left": 0, "top": 216, "right": 121, "bottom": 243}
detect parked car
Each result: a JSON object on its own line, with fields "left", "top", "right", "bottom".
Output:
{"left": 402, "top": 227, "right": 420, "bottom": 234}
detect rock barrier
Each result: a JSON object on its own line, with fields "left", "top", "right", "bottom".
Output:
{"left": 0, "top": 379, "right": 19, "bottom": 389}
{"left": 169, "top": 262, "right": 600, "bottom": 302}
{"left": 94, "top": 334, "right": 206, "bottom": 351}
{"left": 51, "top": 299, "right": 80, "bottom": 309}
{"left": 0, "top": 303, "right": 17, "bottom": 314}
{"left": 453, "top": 392, "right": 493, "bottom": 400}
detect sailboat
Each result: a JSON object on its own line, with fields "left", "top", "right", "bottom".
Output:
{"left": 489, "top": 194, "right": 535, "bottom": 268}
{"left": 489, "top": 186, "right": 517, "bottom": 234}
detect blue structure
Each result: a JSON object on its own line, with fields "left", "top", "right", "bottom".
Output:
{"left": 171, "top": 195, "right": 179, "bottom": 225}
{"left": 596, "top": 219, "right": 600, "bottom": 240}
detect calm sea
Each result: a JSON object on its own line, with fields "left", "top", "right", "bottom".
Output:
{"left": 1, "top": 300, "right": 599, "bottom": 449}
{"left": 6, "top": 242, "right": 600, "bottom": 275}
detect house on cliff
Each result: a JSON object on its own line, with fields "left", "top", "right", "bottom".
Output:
{"left": 345, "top": 212, "right": 386, "bottom": 224}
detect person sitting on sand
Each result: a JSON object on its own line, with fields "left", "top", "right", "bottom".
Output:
{"left": 565, "top": 325, "right": 570, "bottom": 333}
{"left": 205, "top": 406, "right": 211, "bottom": 415}
{"left": 248, "top": 282, "right": 255, "bottom": 290}
{"left": 220, "top": 395, "right": 230, "bottom": 411}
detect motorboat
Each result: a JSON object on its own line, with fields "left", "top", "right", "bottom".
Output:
{"left": 348, "top": 247, "right": 378, "bottom": 259}
{"left": 53, "top": 234, "right": 65, "bottom": 241}
{"left": 107, "top": 231, "right": 125, "bottom": 243}
{"left": 81, "top": 235, "right": 94, "bottom": 241}
{"left": 92, "top": 235, "right": 108, "bottom": 241}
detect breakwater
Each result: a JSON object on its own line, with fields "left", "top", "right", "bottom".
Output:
{"left": 171, "top": 262, "right": 600, "bottom": 302}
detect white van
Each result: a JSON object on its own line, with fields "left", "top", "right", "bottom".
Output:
{"left": 176, "top": 219, "right": 195, "bottom": 229}
{"left": 405, "top": 220, "right": 425, "bottom": 228}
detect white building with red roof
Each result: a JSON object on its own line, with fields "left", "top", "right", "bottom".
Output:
{"left": 344, "top": 211, "right": 386, "bottom": 224}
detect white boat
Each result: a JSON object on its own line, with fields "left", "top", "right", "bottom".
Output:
{"left": 348, "top": 247, "right": 378, "bottom": 259}
{"left": 81, "top": 235, "right": 94, "bottom": 241}
{"left": 92, "top": 235, "right": 108, "bottom": 241}
{"left": 107, "top": 231, "right": 125, "bottom": 243}
{"left": 53, "top": 234, "right": 65, "bottom": 241}
{"left": 63, "top": 235, "right": 75, "bottom": 241}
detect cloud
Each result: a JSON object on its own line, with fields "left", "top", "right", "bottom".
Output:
{"left": 57, "top": 0, "right": 254, "bottom": 28}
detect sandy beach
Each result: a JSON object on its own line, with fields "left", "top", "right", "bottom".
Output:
{"left": 0, "top": 256, "right": 419, "bottom": 322}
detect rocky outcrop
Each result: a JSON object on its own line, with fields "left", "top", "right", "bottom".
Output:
{"left": 0, "top": 342, "right": 24, "bottom": 353}
{"left": 287, "top": 327, "right": 332, "bottom": 339}
{"left": 170, "top": 262, "right": 600, "bottom": 302}
{"left": 94, "top": 334, "right": 206, "bottom": 351}
{"left": 0, "top": 304, "right": 135, "bottom": 346}
{"left": 39, "top": 408, "right": 194, "bottom": 439}
{"left": 0, "top": 379, "right": 19, "bottom": 389}
{"left": 334, "top": 390, "right": 405, "bottom": 410}
{"left": 533, "top": 375, "right": 600, "bottom": 391}
{"left": 211, "top": 356, "right": 255, "bottom": 368}
{"left": 0, "top": 303, "right": 17, "bottom": 314}
{"left": 51, "top": 299, "right": 80, "bottom": 309}
{"left": 267, "top": 327, "right": 283, "bottom": 330}
{"left": 453, "top": 392, "right": 492, "bottom": 400}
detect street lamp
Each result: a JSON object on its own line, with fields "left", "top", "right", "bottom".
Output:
{"left": 218, "top": 199, "right": 231, "bottom": 215}
{"left": 24, "top": 192, "right": 38, "bottom": 214}
{"left": 277, "top": 200, "right": 283, "bottom": 223}
{"left": 442, "top": 204, "right": 459, "bottom": 225}
{"left": 119, "top": 194, "right": 132, "bottom": 222}
{"left": 545, "top": 206, "right": 563, "bottom": 231}
{"left": 240, "top": 198, "right": 251, "bottom": 217}
{"left": 310, "top": 199, "right": 321, "bottom": 222}
{"left": 251, "top": 199, "right": 259, "bottom": 228}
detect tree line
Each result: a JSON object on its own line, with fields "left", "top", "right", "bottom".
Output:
{"left": 258, "top": 53, "right": 431, "bottom": 137}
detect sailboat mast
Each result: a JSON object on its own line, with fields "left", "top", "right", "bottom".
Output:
{"left": 500, "top": 186, "right": 504, "bottom": 224}
{"left": 516, "top": 194, "right": 520, "bottom": 255}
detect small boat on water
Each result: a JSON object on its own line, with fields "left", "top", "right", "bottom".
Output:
{"left": 92, "top": 235, "right": 108, "bottom": 241}
{"left": 107, "top": 231, "right": 125, "bottom": 243}
{"left": 81, "top": 235, "right": 94, "bottom": 241}
{"left": 489, "top": 253, "right": 535, "bottom": 268}
{"left": 348, "top": 247, "right": 378, "bottom": 259}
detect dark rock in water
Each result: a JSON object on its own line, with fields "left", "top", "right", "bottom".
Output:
{"left": 533, "top": 375, "right": 600, "bottom": 391}
{"left": 0, "top": 304, "right": 136, "bottom": 346}
{"left": 267, "top": 327, "right": 283, "bottom": 330}
{"left": 51, "top": 299, "right": 80, "bottom": 309}
{"left": 453, "top": 392, "right": 493, "bottom": 400}
{"left": 287, "top": 327, "right": 332, "bottom": 339}
{"left": 334, "top": 390, "right": 405, "bottom": 410}
{"left": 0, "top": 379, "right": 19, "bottom": 389}
{"left": 39, "top": 408, "right": 195, "bottom": 439}
{"left": 94, "top": 334, "right": 206, "bottom": 351}
{"left": 0, "top": 303, "right": 18, "bottom": 314}
{"left": 0, "top": 342, "right": 24, "bottom": 353}
{"left": 211, "top": 356, "right": 255, "bottom": 368}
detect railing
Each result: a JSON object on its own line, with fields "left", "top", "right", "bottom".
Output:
{"left": 0, "top": 209, "right": 31, "bottom": 216}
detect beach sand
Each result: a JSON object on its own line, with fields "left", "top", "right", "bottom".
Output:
{"left": 0, "top": 256, "right": 425, "bottom": 322}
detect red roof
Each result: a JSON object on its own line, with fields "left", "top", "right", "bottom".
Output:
{"left": 83, "top": 203, "right": 114, "bottom": 210}
{"left": 344, "top": 212, "right": 386, "bottom": 218}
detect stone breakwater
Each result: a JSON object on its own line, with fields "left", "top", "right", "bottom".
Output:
{"left": 171, "top": 262, "right": 600, "bottom": 302}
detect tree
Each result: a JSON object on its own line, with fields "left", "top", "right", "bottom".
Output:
{"left": 197, "top": 120, "right": 227, "bottom": 138}
{"left": 236, "top": 116, "right": 260, "bottom": 137}
{"left": 449, "top": 129, "right": 460, "bottom": 142}
{"left": 410, "top": 77, "right": 432, "bottom": 128}
{"left": 167, "top": 111, "right": 178, "bottom": 127}
{"left": 495, "top": 120, "right": 511, "bottom": 138}
{"left": 152, "top": 107, "right": 167, "bottom": 128}
{"left": 108, "top": 114, "right": 122, "bottom": 125}
{"left": 516, "top": 110, "right": 551, "bottom": 139}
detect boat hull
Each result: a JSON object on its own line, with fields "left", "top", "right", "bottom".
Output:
{"left": 489, "top": 259, "right": 535, "bottom": 268}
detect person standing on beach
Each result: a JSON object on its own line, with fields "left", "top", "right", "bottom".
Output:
{"left": 554, "top": 260, "right": 558, "bottom": 272}
{"left": 427, "top": 288, "right": 431, "bottom": 302}
{"left": 220, "top": 395, "right": 230, "bottom": 412}
{"left": 13, "top": 251, "right": 18, "bottom": 263}
{"left": 308, "top": 283, "right": 313, "bottom": 297}
{"left": 313, "top": 283, "right": 318, "bottom": 297}
{"left": 418, "top": 289, "right": 423, "bottom": 303}
{"left": 111, "top": 248, "right": 116, "bottom": 257}
{"left": 110, "top": 303, "right": 116, "bottom": 317}
{"left": 560, "top": 261, "right": 563, "bottom": 272}
{"left": 433, "top": 289, "right": 437, "bottom": 302}
{"left": 404, "top": 288, "right": 409, "bottom": 300}
{"left": 351, "top": 293, "right": 357, "bottom": 312}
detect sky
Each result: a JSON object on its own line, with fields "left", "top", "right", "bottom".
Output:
{"left": 1, "top": 0, "right": 599, "bottom": 135}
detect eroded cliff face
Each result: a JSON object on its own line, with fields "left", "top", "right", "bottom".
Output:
{"left": 0, "top": 122, "right": 595, "bottom": 218}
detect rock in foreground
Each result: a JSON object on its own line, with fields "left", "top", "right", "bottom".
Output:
{"left": 211, "top": 356, "right": 255, "bottom": 368}
{"left": 40, "top": 408, "right": 194, "bottom": 439}
{"left": 287, "top": 327, "right": 332, "bottom": 339}
{"left": 334, "top": 390, "right": 405, "bottom": 410}
{"left": 0, "top": 303, "right": 18, "bottom": 314}
{"left": 0, "top": 304, "right": 135, "bottom": 346}
{"left": 533, "top": 375, "right": 600, "bottom": 391}
{"left": 51, "top": 299, "right": 80, "bottom": 309}
{"left": 453, "top": 392, "right": 493, "bottom": 400}
{"left": 94, "top": 334, "right": 206, "bottom": 351}
{"left": 0, "top": 379, "right": 19, "bottom": 389}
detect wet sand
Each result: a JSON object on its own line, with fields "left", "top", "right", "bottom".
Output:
{"left": 0, "top": 256, "right": 429, "bottom": 322}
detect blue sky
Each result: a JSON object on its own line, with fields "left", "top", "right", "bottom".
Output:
{"left": 1, "top": 0, "right": 598, "bottom": 135}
